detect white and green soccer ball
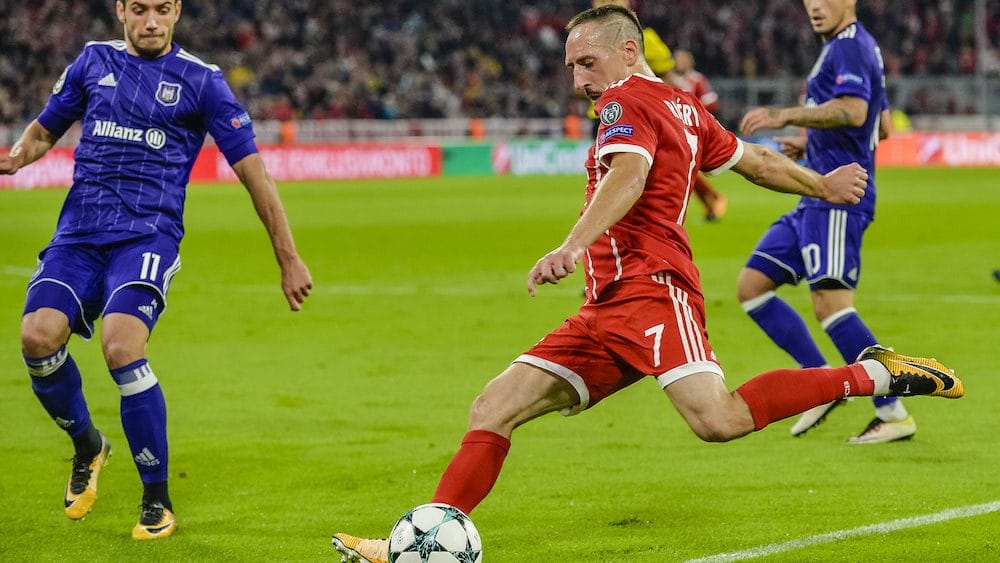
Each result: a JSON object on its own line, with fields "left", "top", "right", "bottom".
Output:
{"left": 389, "top": 503, "right": 483, "bottom": 563}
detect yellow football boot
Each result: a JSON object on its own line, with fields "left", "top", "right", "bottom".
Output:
{"left": 64, "top": 433, "right": 111, "bottom": 520}
{"left": 858, "top": 345, "right": 964, "bottom": 398}
{"left": 132, "top": 501, "right": 177, "bottom": 540}
{"left": 332, "top": 532, "right": 389, "bottom": 563}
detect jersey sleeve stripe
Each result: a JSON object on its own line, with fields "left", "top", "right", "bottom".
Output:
{"left": 704, "top": 139, "right": 745, "bottom": 177}
{"left": 596, "top": 144, "right": 654, "bottom": 168}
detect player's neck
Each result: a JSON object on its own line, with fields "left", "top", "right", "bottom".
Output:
{"left": 821, "top": 16, "right": 857, "bottom": 42}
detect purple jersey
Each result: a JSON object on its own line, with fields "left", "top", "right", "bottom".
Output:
{"left": 800, "top": 22, "right": 887, "bottom": 217}
{"left": 37, "top": 41, "right": 258, "bottom": 244}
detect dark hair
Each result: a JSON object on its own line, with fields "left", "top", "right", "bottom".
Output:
{"left": 565, "top": 5, "right": 645, "bottom": 52}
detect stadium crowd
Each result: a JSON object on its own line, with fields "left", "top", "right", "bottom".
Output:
{"left": 1, "top": 0, "right": 997, "bottom": 126}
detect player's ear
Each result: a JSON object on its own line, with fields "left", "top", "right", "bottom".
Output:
{"left": 116, "top": 0, "right": 126, "bottom": 24}
{"left": 622, "top": 37, "right": 641, "bottom": 66}
{"left": 175, "top": 0, "right": 182, "bottom": 19}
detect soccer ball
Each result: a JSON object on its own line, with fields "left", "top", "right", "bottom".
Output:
{"left": 389, "top": 503, "right": 483, "bottom": 563}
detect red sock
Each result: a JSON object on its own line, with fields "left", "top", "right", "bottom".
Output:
{"left": 693, "top": 175, "right": 718, "bottom": 206}
{"left": 736, "top": 364, "right": 873, "bottom": 431}
{"left": 432, "top": 430, "right": 511, "bottom": 515}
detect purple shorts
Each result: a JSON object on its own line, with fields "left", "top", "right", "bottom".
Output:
{"left": 24, "top": 233, "right": 181, "bottom": 338}
{"left": 745, "top": 207, "right": 871, "bottom": 291}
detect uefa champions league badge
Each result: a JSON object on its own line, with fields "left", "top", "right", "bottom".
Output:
{"left": 155, "top": 81, "right": 182, "bottom": 106}
{"left": 600, "top": 102, "right": 623, "bottom": 125}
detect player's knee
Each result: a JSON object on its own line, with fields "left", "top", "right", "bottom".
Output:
{"left": 736, "top": 269, "right": 772, "bottom": 304}
{"left": 689, "top": 415, "right": 746, "bottom": 443}
{"left": 467, "top": 392, "right": 496, "bottom": 428}
{"left": 100, "top": 336, "right": 143, "bottom": 369}
{"left": 20, "top": 317, "right": 67, "bottom": 358}
{"left": 692, "top": 423, "right": 740, "bottom": 443}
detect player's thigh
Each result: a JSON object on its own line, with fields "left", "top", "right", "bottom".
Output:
{"left": 799, "top": 208, "right": 870, "bottom": 290}
{"left": 470, "top": 362, "right": 579, "bottom": 434}
{"left": 597, "top": 275, "right": 723, "bottom": 390}
{"left": 104, "top": 234, "right": 181, "bottom": 328}
{"left": 515, "top": 311, "right": 641, "bottom": 416}
{"left": 744, "top": 210, "right": 806, "bottom": 287}
{"left": 24, "top": 243, "right": 108, "bottom": 339}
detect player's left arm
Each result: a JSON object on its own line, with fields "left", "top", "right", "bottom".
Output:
{"left": 740, "top": 96, "right": 868, "bottom": 136}
{"left": 231, "top": 154, "right": 313, "bottom": 311}
{"left": 730, "top": 143, "right": 867, "bottom": 204}
{"left": 527, "top": 152, "right": 649, "bottom": 296}
{"left": 0, "top": 120, "right": 58, "bottom": 175}
{"left": 743, "top": 38, "right": 875, "bottom": 135}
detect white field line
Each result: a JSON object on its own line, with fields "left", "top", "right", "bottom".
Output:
{"left": 865, "top": 293, "right": 1000, "bottom": 305}
{"left": 229, "top": 283, "right": 584, "bottom": 297}
{"left": 225, "top": 284, "right": 1000, "bottom": 303}
{"left": 1, "top": 265, "right": 35, "bottom": 278}
{"left": 684, "top": 500, "right": 1000, "bottom": 563}
{"left": 7, "top": 269, "right": 995, "bottom": 304}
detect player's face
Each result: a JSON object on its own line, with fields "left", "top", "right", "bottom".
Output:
{"left": 802, "top": 0, "right": 856, "bottom": 39}
{"left": 565, "top": 22, "right": 630, "bottom": 101}
{"left": 674, "top": 51, "right": 693, "bottom": 74}
{"left": 117, "top": 0, "right": 182, "bottom": 59}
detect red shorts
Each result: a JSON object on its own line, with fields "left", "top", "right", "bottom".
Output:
{"left": 515, "top": 273, "right": 724, "bottom": 415}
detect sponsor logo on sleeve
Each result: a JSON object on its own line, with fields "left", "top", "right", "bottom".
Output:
{"left": 600, "top": 101, "right": 623, "bottom": 125}
{"left": 600, "top": 124, "right": 634, "bottom": 144}
{"left": 230, "top": 112, "right": 252, "bottom": 129}
{"left": 53, "top": 66, "right": 69, "bottom": 94}
{"left": 836, "top": 73, "right": 864, "bottom": 85}
{"left": 155, "top": 81, "right": 182, "bottom": 106}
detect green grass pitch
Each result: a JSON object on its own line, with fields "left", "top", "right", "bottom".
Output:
{"left": 1, "top": 167, "right": 998, "bottom": 561}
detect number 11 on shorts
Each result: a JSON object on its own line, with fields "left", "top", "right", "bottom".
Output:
{"left": 645, "top": 323, "right": 664, "bottom": 368}
{"left": 140, "top": 251, "right": 161, "bottom": 281}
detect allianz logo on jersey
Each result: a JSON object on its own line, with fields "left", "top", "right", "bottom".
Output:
{"left": 92, "top": 119, "right": 167, "bottom": 150}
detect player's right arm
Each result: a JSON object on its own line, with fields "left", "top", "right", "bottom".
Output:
{"left": 730, "top": 143, "right": 867, "bottom": 205}
{"left": 0, "top": 120, "right": 58, "bottom": 175}
{"left": 527, "top": 151, "right": 649, "bottom": 296}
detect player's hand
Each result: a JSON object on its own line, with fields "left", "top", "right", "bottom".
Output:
{"left": 527, "top": 245, "right": 583, "bottom": 297}
{"left": 820, "top": 163, "right": 868, "bottom": 205}
{"left": 740, "top": 107, "right": 788, "bottom": 136}
{"left": 774, "top": 135, "right": 806, "bottom": 160}
{"left": 280, "top": 256, "right": 312, "bottom": 311}
{"left": 0, "top": 145, "right": 25, "bottom": 175}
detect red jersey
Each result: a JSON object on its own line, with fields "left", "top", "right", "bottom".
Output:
{"left": 675, "top": 69, "right": 719, "bottom": 114}
{"left": 585, "top": 74, "right": 743, "bottom": 302}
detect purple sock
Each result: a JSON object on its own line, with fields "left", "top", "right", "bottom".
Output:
{"left": 822, "top": 307, "right": 897, "bottom": 409}
{"left": 743, "top": 292, "right": 827, "bottom": 368}
{"left": 26, "top": 347, "right": 92, "bottom": 437}
{"left": 111, "top": 359, "right": 169, "bottom": 483}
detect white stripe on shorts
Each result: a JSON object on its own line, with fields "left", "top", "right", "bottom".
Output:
{"left": 826, "top": 209, "right": 847, "bottom": 280}
{"left": 666, "top": 278, "right": 707, "bottom": 363}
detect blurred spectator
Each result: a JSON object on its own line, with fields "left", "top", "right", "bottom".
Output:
{"left": 0, "top": 0, "right": 993, "bottom": 126}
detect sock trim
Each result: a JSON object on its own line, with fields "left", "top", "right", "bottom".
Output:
{"left": 820, "top": 307, "right": 858, "bottom": 331}
{"left": 463, "top": 430, "right": 511, "bottom": 453}
{"left": 24, "top": 347, "right": 69, "bottom": 377}
{"left": 110, "top": 359, "right": 158, "bottom": 396}
{"left": 740, "top": 291, "right": 776, "bottom": 313}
